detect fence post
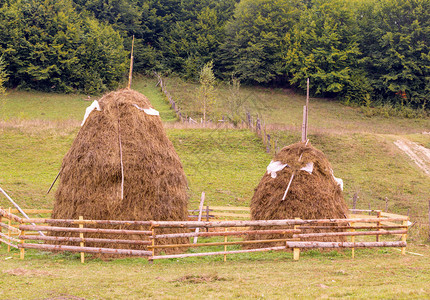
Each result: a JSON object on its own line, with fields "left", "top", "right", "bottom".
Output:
{"left": 224, "top": 227, "right": 228, "bottom": 262}
{"left": 352, "top": 193, "right": 358, "bottom": 210}
{"left": 79, "top": 216, "right": 85, "bottom": 263}
{"left": 0, "top": 207, "right": 2, "bottom": 247}
{"left": 401, "top": 219, "right": 408, "bottom": 255}
{"left": 293, "top": 218, "right": 301, "bottom": 261}
{"left": 7, "top": 207, "right": 11, "bottom": 252}
{"left": 20, "top": 229, "right": 25, "bottom": 260}
{"left": 376, "top": 211, "right": 381, "bottom": 242}
{"left": 350, "top": 222, "right": 355, "bottom": 259}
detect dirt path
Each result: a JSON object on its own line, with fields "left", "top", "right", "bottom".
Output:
{"left": 394, "top": 139, "right": 430, "bottom": 175}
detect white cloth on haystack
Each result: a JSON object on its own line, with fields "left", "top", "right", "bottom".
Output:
{"left": 300, "top": 162, "right": 314, "bottom": 174}
{"left": 266, "top": 161, "right": 314, "bottom": 178}
{"left": 266, "top": 160, "right": 289, "bottom": 178}
{"left": 133, "top": 104, "right": 160, "bottom": 116}
{"left": 81, "top": 100, "right": 101, "bottom": 126}
{"left": 331, "top": 169, "right": 344, "bottom": 191}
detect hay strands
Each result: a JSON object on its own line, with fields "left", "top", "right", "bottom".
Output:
{"left": 0, "top": 186, "right": 45, "bottom": 236}
{"left": 281, "top": 139, "right": 309, "bottom": 201}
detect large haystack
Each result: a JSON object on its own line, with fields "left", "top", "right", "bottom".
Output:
{"left": 51, "top": 88, "right": 188, "bottom": 252}
{"left": 249, "top": 141, "right": 348, "bottom": 244}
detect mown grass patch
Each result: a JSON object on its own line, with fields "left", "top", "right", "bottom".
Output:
{"left": 1, "top": 243, "right": 430, "bottom": 299}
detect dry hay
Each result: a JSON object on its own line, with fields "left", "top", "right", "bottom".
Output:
{"left": 51, "top": 88, "right": 188, "bottom": 254}
{"left": 249, "top": 141, "right": 348, "bottom": 246}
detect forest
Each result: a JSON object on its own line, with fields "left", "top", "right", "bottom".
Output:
{"left": 0, "top": 0, "right": 428, "bottom": 108}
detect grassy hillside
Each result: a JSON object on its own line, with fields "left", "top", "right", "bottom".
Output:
{"left": 1, "top": 76, "right": 429, "bottom": 233}
{"left": 1, "top": 76, "right": 430, "bottom": 299}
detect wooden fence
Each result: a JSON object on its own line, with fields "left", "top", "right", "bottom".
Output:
{"left": 0, "top": 207, "right": 409, "bottom": 263}
{"left": 155, "top": 73, "right": 277, "bottom": 153}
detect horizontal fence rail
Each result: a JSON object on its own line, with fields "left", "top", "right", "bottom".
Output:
{"left": 0, "top": 206, "right": 410, "bottom": 262}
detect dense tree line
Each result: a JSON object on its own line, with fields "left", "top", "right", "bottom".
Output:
{"left": 0, "top": 0, "right": 428, "bottom": 108}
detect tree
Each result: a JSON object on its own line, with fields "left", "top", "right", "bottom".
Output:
{"left": 198, "top": 61, "right": 216, "bottom": 124}
{"left": 285, "top": 0, "right": 361, "bottom": 98}
{"left": 0, "top": 55, "right": 7, "bottom": 95}
{"left": 221, "top": 0, "right": 303, "bottom": 84}
{"left": 357, "top": 0, "right": 430, "bottom": 108}
{"left": 0, "top": 0, "right": 127, "bottom": 93}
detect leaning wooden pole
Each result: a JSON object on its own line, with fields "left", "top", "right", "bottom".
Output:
{"left": 193, "top": 192, "right": 205, "bottom": 244}
{"left": 127, "top": 35, "right": 135, "bottom": 89}
{"left": 0, "top": 187, "right": 44, "bottom": 236}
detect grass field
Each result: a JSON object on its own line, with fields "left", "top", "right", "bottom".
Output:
{"left": 1, "top": 76, "right": 430, "bottom": 299}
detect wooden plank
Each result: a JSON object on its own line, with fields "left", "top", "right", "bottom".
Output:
{"left": 154, "top": 229, "right": 300, "bottom": 239}
{"left": 294, "top": 230, "right": 407, "bottom": 238}
{"left": 149, "top": 238, "right": 295, "bottom": 249}
{"left": 24, "top": 218, "right": 152, "bottom": 226}
{"left": 151, "top": 246, "right": 286, "bottom": 260}
{"left": 19, "top": 243, "right": 152, "bottom": 256}
{"left": 285, "top": 241, "right": 406, "bottom": 249}
{"left": 20, "top": 235, "right": 151, "bottom": 245}
{"left": 19, "top": 225, "right": 152, "bottom": 235}
{"left": 380, "top": 212, "right": 409, "bottom": 220}
{"left": 210, "top": 206, "right": 250, "bottom": 212}
{"left": 151, "top": 217, "right": 407, "bottom": 228}
{"left": 211, "top": 212, "right": 250, "bottom": 218}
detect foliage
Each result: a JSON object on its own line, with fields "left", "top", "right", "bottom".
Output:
{"left": 285, "top": 0, "right": 361, "bottom": 97}
{"left": 357, "top": 0, "right": 430, "bottom": 109}
{"left": 0, "top": 0, "right": 127, "bottom": 94}
{"left": 0, "top": 55, "right": 7, "bottom": 95}
{"left": 198, "top": 61, "right": 216, "bottom": 123}
{"left": 221, "top": 0, "right": 303, "bottom": 84}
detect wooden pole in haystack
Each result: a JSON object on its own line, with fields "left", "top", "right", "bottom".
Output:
{"left": 301, "top": 78, "right": 310, "bottom": 142}
{"left": 281, "top": 139, "right": 309, "bottom": 201}
{"left": 127, "top": 35, "right": 135, "bottom": 89}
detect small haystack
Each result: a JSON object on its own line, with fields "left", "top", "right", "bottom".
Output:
{"left": 51, "top": 89, "right": 188, "bottom": 252}
{"left": 249, "top": 141, "right": 348, "bottom": 244}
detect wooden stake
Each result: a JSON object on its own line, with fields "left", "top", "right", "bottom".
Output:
{"left": 305, "top": 78, "right": 309, "bottom": 139}
{"left": 401, "top": 219, "right": 408, "bottom": 255}
{"left": 127, "top": 35, "right": 135, "bottom": 89}
{"left": 282, "top": 139, "right": 309, "bottom": 201}
{"left": 0, "top": 208, "right": 2, "bottom": 247}
{"left": 350, "top": 222, "right": 355, "bottom": 259}
{"left": 20, "top": 229, "right": 25, "bottom": 260}
{"left": 117, "top": 108, "right": 124, "bottom": 201}
{"left": 301, "top": 106, "right": 307, "bottom": 142}
{"left": 352, "top": 193, "right": 358, "bottom": 210}
{"left": 79, "top": 216, "right": 85, "bottom": 264}
{"left": 7, "top": 207, "right": 11, "bottom": 252}
{"left": 224, "top": 227, "right": 227, "bottom": 262}
{"left": 46, "top": 168, "right": 62, "bottom": 194}
{"left": 376, "top": 211, "right": 381, "bottom": 242}
{"left": 293, "top": 218, "right": 300, "bottom": 261}
{"left": 193, "top": 192, "right": 205, "bottom": 244}
{"left": 428, "top": 200, "right": 430, "bottom": 242}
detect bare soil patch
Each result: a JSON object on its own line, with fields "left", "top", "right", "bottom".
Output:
{"left": 394, "top": 139, "right": 430, "bottom": 175}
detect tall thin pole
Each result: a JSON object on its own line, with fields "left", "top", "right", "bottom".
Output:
{"left": 305, "top": 78, "right": 310, "bottom": 140}
{"left": 0, "top": 186, "right": 44, "bottom": 236}
{"left": 127, "top": 35, "right": 135, "bottom": 89}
